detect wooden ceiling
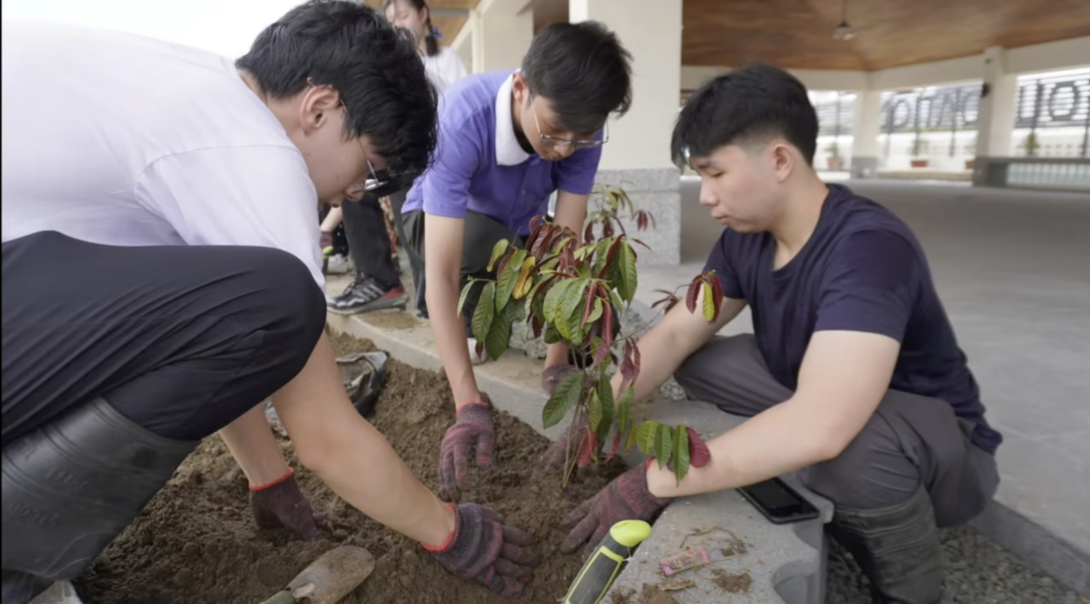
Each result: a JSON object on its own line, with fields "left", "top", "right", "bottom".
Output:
{"left": 533, "top": 0, "right": 1090, "bottom": 71}
{"left": 365, "top": 0, "right": 477, "bottom": 45}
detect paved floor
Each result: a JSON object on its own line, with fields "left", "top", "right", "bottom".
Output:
{"left": 636, "top": 178, "right": 1090, "bottom": 560}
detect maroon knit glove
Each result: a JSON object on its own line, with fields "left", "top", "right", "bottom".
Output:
{"left": 562, "top": 462, "right": 671, "bottom": 553}
{"left": 426, "top": 503, "right": 541, "bottom": 598}
{"left": 540, "top": 412, "right": 589, "bottom": 470}
{"left": 439, "top": 403, "right": 495, "bottom": 501}
{"left": 250, "top": 469, "right": 327, "bottom": 540}
{"left": 542, "top": 363, "right": 579, "bottom": 395}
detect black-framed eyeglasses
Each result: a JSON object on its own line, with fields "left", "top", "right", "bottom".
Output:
{"left": 528, "top": 94, "right": 608, "bottom": 150}
{"left": 343, "top": 103, "right": 395, "bottom": 195}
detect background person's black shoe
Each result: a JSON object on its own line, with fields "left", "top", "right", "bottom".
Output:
{"left": 327, "top": 276, "right": 408, "bottom": 315}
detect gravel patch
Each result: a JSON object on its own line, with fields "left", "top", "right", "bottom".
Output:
{"left": 826, "top": 525, "right": 1086, "bottom": 604}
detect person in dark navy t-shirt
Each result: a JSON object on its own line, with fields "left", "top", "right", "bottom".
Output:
{"left": 556, "top": 64, "right": 1000, "bottom": 604}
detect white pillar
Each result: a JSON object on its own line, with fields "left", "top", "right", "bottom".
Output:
{"left": 569, "top": 0, "right": 683, "bottom": 266}
{"left": 569, "top": 0, "right": 681, "bottom": 171}
{"left": 850, "top": 89, "right": 883, "bottom": 178}
{"left": 468, "top": 0, "right": 534, "bottom": 74}
{"left": 973, "top": 46, "right": 1018, "bottom": 186}
{"left": 976, "top": 47, "right": 1018, "bottom": 157}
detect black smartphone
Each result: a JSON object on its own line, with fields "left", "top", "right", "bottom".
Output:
{"left": 737, "top": 478, "right": 820, "bottom": 524}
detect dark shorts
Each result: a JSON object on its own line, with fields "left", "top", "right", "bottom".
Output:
{"left": 1, "top": 231, "right": 326, "bottom": 444}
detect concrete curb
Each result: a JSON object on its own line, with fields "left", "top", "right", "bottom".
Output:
{"left": 326, "top": 304, "right": 832, "bottom": 604}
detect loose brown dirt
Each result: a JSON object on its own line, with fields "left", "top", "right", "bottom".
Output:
{"left": 74, "top": 331, "right": 624, "bottom": 604}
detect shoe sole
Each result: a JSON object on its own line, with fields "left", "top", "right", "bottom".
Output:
{"left": 327, "top": 295, "right": 409, "bottom": 316}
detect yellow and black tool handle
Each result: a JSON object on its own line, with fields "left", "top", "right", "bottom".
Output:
{"left": 563, "top": 520, "right": 652, "bottom": 604}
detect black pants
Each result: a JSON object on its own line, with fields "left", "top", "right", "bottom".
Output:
{"left": 1, "top": 231, "right": 326, "bottom": 445}
{"left": 401, "top": 210, "right": 523, "bottom": 326}
{"left": 341, "top": 192, "right": 401, "bottom": 290}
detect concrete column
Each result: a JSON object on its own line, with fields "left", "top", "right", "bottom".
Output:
{"left": 973, "top": 46, "right": 1018, "bottom": 186}
{"left": 569, "top": 0, "right": 683, "bottom": 266}
{"left": 850, "top": 89, "right": 883, "bottom": 179}
{"left": 469, "top": 0, "right": 534, "bottom": 73}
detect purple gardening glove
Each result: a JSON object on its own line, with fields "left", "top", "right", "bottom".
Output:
{"left": 562, "top": 462, "right": 671, "bottom": 554}
{"left": 439, "top": 402, "right": 495, "bottom": 501}
{"left": 250, "top": 468, "right": 328, "bottom": 540}
{"left": 426, "top": 503, "right": 541, "bottom": 598}
{"left": 319, "top": 230, "right": 334, "bottom": 252}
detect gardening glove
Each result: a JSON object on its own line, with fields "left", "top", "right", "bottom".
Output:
{"left": 540, "top": 412, "right": 588, "bottom": 471}
{"left": 439, "top": 402, "right": 495, "bottom": 501}
{"left": 426, "top": 503, "right": 541, "bottom": 598}
{"left": 561, "top": 461, "right": 671, "bottom": 554}
{"left": 541, "top": 363, "right": 579, "bottom": 395}
{"left": 250, "top": 468, "right": 328, "bottom": 540}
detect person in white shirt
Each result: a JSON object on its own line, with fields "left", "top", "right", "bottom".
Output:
{"left": 325, "top": 0, "right": 471, "bottom": 316}
{"left": 0, "top": 2, "right": 538, "bottom": 602}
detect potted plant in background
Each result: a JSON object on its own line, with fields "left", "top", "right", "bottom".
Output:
{"left": 910, "top": 136, "right": 930, "bottom": 169}
{"left": 826, "top": 141, "right": 844, "bottom": 171}
{"left": 1022, "top": 132, "right": 1040, "bottom": 157}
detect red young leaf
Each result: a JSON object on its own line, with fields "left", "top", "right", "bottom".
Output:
{"left": 619, "top": 341, "right": 638, "bottom": 394}
{"left": 528, "top": 215, "right": 546, "bottom": 231}
{"left": 687, "top": 427, "right": 711, "bottom": 468}
{"left": 581, "top": 284, "right": 597, "bottom": 326}
{"left": 607, "top": 430, "right": 623, "bottom": 462}
{"left": 593, "top": 286, "right": 614, "bottom": 366}
{"left": 652, "top": 291, "right": 681, "bottom": 312}
{"left": 531, "top": 315, "right": 545, "bottom": 338}
{"left": 685, "top": 274, "right": 702, "bottom": 314}
{"left": 524, "top": 223, "right": 544, "bottom": 256}
{"left": 598, "top": 238, "right": 622, "bottom": 279}
{"left": 631, "top": 238, "right": 652, "bottom": 251}
{"left": 577, "top": 429, "right": 597, "bottom": 468}
{"left": 584, "top": 223, "right": 595, "bottom": 245}
{"left": 475, "top": 340, "right": 486, "bottom": 359}
{"left": 602, "top": 219, "right": 614, "bottom": 239}
{"left": 494, "top": 252, "right": 512, "bottom": 280}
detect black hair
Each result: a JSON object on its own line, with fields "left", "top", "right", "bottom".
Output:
{"left": 671, "top": 63, "right": 819, "bottom": 167}
{"left": 383, "top": 0, "right": 440, "bottom": 57}
{"left": 237, "top": 0, "right": 438, "bottom": 191}
{"left": 521, "top": 21, "right": 632, "bottom": 135}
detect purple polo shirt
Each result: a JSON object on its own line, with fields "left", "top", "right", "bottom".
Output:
{"left": 402, "top": 70, "right": 602, "bottom": 236}
{"left": 705, "top": 184, "right": 1002, "bottom": 454}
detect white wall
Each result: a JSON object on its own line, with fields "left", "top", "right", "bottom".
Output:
{"left": 1, "top": 0, "right": 302, "bottom": 58}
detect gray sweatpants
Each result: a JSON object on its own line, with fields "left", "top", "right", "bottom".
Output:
{"left": 674, "top": 334, "right": 999, "bottom": 526}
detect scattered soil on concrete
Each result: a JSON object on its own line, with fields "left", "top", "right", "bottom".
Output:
{"left": 711, "top": 568, "right": 752, "bottom": 594}
{"left": 637, "top": 583, "right": 681, "bottom": 604}
{"left": 74, "top": 330, "right": 625, "bottom": 604}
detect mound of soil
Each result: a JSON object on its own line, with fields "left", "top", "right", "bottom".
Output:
{"left": 74, "top": 331, "right": 625, "bottom": 604}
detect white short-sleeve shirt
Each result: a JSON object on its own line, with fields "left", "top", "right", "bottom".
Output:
{"left": 422, "top": 45, "right": 468, "bottom": 94}
{"left": 1, "top": 21, "right": 325, "bottom": 287}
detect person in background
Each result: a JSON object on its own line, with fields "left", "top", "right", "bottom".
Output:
{"left": 555, "top": 64, "right": 1001, "bottom": 604}
{"left": 1, "top": 2, "right": 537, "bottom": 601}
{"left": 396, "top": 22, "right": 632, "bottom": 502}
{"left": 326, "top": 0, "right": 469, "bottom": 315}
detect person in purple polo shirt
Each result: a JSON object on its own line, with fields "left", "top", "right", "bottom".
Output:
{"left": 555, "top": 64, "right": 1002, "bottom": 604}
{"left": 397, "top": 22, "right": 633, "bottom": 501}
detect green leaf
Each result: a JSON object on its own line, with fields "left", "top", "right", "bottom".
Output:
{"left": 592, "top": 238, "right": 612, "bottom": 278}
{"left": 487, "top": 239, "right": 510, "bottom": 272}
{"left": 485, "top": 306, "right": 513, "bottom": 361}
{"left": 673, "top": 425, "right": 690, "bottom": 485}
{"left": 457, "top": 281, "right": 479, "bottom": 320}
{"left": 617, "top": 387, "right": 632, "bottom": 450}
{"left": 544, "top": 323, "right": 562, "bottom": 345}
{"left": 587, "top": 298, "right": 605, "bottom": 325}
{"left": 542, "top": 370, "right": 584, "bottom": 429}
{"left": 471, "top": 282, "right": 496, "bottom": 342}
{"left": 655, "top": 423, "right": 673, "bottom": 469}
{"left": 503, "top": 297, "right": 525, "bottom": 324}
{"left": 617, "top": 241, "right": 638, "bottom": 305}
{"left": 701, "top": 281, "right": 716, "bottom": 322}
{"left": 543, "top": 277, "right": 577, "bottom": 324}
{"left": 514, "top": 255, "right": 537, "bottom": 299}
{"left": 625, "top": 417, "right": 640, "bottom": 452}
{"left": 496, "top": 249, "right": 526, "bottom": 312}
{"left": 637, "top": 421, "right": 658, "bottom": 455}
{"left": 587, "top": 390, "right": 603, "bottom": 434}
{"left": 556, "top": 279, "right": 588, "bottom": 342}
{"left": 597, "top": 374, "right": 614, "bottom": 441}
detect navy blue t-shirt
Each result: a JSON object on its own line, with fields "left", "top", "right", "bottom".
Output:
{"left": 704, "top": 184, "right": 1002, "bottom": 454}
